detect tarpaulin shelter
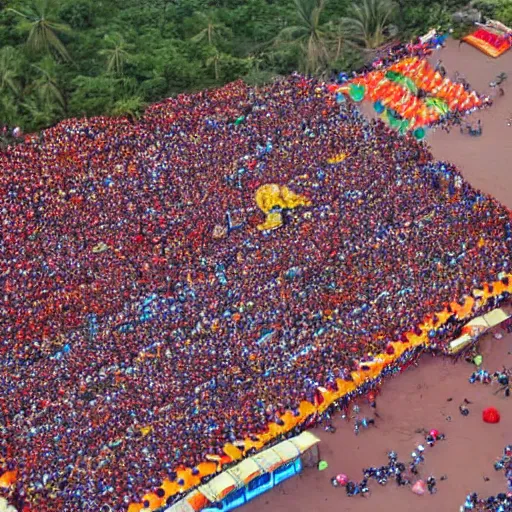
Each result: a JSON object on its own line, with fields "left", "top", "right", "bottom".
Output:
{"left": 483, "top": 308, "right": 511, "bottom": 327}
{"left": 165, "top": 491, "right": 209, "bottom": 512}
{"left": 166, "top": 500, "right": 196, "bottom": 512}
{"left": 448, "top": 308, "right": 511, "bottom": 354}
{"left": 463, "top": 25, "right": 512, "bottom": 58}
{"left": 167, "top": 432, "right": 320, "bottom": 510}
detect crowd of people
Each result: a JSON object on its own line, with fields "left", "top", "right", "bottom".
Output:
{"left": 0, "top": 69, "right": 511, "bottom": 512}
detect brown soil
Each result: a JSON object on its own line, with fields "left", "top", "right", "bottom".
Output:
{"left": 242, "top": 38, "right": 512, "bottom": 512}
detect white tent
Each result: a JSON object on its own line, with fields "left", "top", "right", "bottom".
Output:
{"left": 448, "top": 308, "right": 511, "bottom": 354}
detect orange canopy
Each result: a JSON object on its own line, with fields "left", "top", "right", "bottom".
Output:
{"left": 0, "top": 470, "right": 17, "bottom": 488}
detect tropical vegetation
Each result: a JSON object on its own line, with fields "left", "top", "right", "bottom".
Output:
{"left": 0, "top": 0, "right": 497, "bottom": 133}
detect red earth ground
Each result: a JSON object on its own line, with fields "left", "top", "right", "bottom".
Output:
{"left": 242, "top": 38, "right": 512, "bottom": 512}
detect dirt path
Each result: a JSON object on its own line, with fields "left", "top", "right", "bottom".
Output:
{"left": 242, "top": 39, "right": 512, "bottom": 512}
{"left": 428, "top": 39, "right": 512, "bottom": 208}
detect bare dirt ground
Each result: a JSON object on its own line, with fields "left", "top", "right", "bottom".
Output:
{"left": 243, "top": 39, "right": 512, "bottom": 512}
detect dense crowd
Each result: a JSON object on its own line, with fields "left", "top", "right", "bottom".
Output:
{"left": 0, "top": 71, "right": 511, "bottom": 512}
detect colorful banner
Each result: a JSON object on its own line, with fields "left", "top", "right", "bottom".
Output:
{"left": 335, "top": 57, "right": 483, "bottom": 132}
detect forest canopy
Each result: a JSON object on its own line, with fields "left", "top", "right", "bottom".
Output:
{"left": 0, "top": 0, "right": 510, "bottom": 132}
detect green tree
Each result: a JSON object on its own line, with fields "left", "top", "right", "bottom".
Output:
{"left": 190, "top": 11, "right": 232, "bottom": 47}
{"left": 58, "top": 0, "right": 94, "bottom": 30}
{"left": 274, "top": 0, "right": 331, "bottom": 74}
{"left": 156, "top": 0, "right": 176, "bottom": 36}
{"left": 110, "top": 95, "right": 146, "bottom": 119}
{"left": 68, "top": 75, "right": 119, "bottom": 117}
{"left": 22, "top": 95, "right": 56, "bottom": 128}
{"left": 31, "top": 57, "right": 66, "bottom": 113}
{"left": 496, "top": 0, "right": 512, "bottom": 25}
{"left": 0, "top": 95, "right": 21, "bottom": 132}
{"left": 0, "top": 46, "right": 22, "bottom": 97}
{"left": 206, "top": 48, "right": 225, "bottom": 81}
{"left": 99, "top": 34, "right": 134, "bottom": 75}
{"left": 9, "top": 0, "right": 72, "bottom": 62}
{"left": 340, "top": 0, "right": 397, "bottom": 49}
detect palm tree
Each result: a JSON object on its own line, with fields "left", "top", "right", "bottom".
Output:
{"left": 339, "top": 0, "right": 397, "bottom": 50}
{"left": 325, "top": 19, "right": 345, "bottom": 63}
{"left": 8, "top": 0, "right": 72, "bottom": 62}
{"left": 98, "top": 34, "right": 134, "bottom": 75}
{"left": 22, "top": 95, "right": 56, "bottom": 128}
{"left": 0, "top": 46, "right": 22, "bottom": 97}
{"left": 158, "top": 0, "right": 175, "bottom": 36}
{"left": 206, "top": 48, "right": 228, "bottom": 81}
{"left": 274, "top": 0, "right": 331, "bottom": 75}
{"left": 31, "top": 57, "right": 66, "bottom": 113}
{"left": 0, "top": 96, "right": 20, "bottom": 128}
{"left": 190, "top": 11, "right": 232, "bottom": 47}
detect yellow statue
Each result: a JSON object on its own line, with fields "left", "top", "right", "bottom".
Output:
{"left": 255, "top": 184, "right": 311, "bottom": 231}
{"left": 326, "top": 152, "right": 347, "bottom": 164}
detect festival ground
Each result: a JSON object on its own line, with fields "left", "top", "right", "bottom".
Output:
{"left": 1, "top": 36, "right": 511, "bottom": 512}
{"left": 243, "top": 38, "right": 512, "bottom": 512}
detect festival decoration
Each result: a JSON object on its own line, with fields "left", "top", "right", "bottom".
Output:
{"left": 374, "top": 100, "right": 385, "bottom": 114}
{"left": 0, "top": 471, "right": 17, "bottom": 490}
{"left": 411, "top": 479, "right": 426, "bottom": 495}
{"left": 424, "top": 97, "right": 449, "bottom": 116}
{"left": 335, "top": 473, "right": 349, "bottom": 485}
{"left": 318, "top": 460, "right": 329, "bottom": 471}
{"left": 349, "top": 83, "right": 365, "bottom": 102}
{"left": 389, "top": 58, "right": 482, "bottom": 111}
{"left": 326, "top": 152, "right": 348, "bottom": 164}
{"left": 332, "top": 57, "right": 483, "bottom": 133}
{"left": 255, "top": 184, "right": 311, "bottom": 231}
{"left": 385, "top": 70, "right": 418, "bottom": 94}
{"left": 413, "top": 127, "right": 426, "bottom": 140}
{"left": 335, "top": 92, "right": 346, "bottom": 104}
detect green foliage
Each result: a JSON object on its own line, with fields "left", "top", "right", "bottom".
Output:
{"left": 493, "top": 0, "right": 512, "bottom": 25}
{"left": 98, "top": 34, "right": 135, "bottom": 75}
{"left": 31, "top": 56, "right": 66, "bottom": 112}
{"left": 472, "top": 0, "right": 512, "bottom": 24}
{"left": 396, "top": 0, "right": 466, "bottom": 38}
{"left": 450, "top": 22, "right": 473, "bottom": 40}
{"left": 499, "top": 5, "right": 512, "bottom": 25}
{"left": 339, "top": 0, "right": 397, "bottom": 49}
{"left": 9, "top": 0, "right": 73, "bottom": 62}
{"left": 0, "top": 0, "right": 479, "bottom": 133}
{"left": 110, "top": 95, "right": 146, "bottom": 119}
{"left": 58, "top": 0, "right": 94, "bottom": 29}
{"left": 273, "top": 0, "right": 332, "bottom": 74}
{"left": 0, "top": 46, "right": 22, "bottom": 96}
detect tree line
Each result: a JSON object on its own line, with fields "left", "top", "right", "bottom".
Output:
{"left": 0, "top": 0, "right": 510, "bottom": 132}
